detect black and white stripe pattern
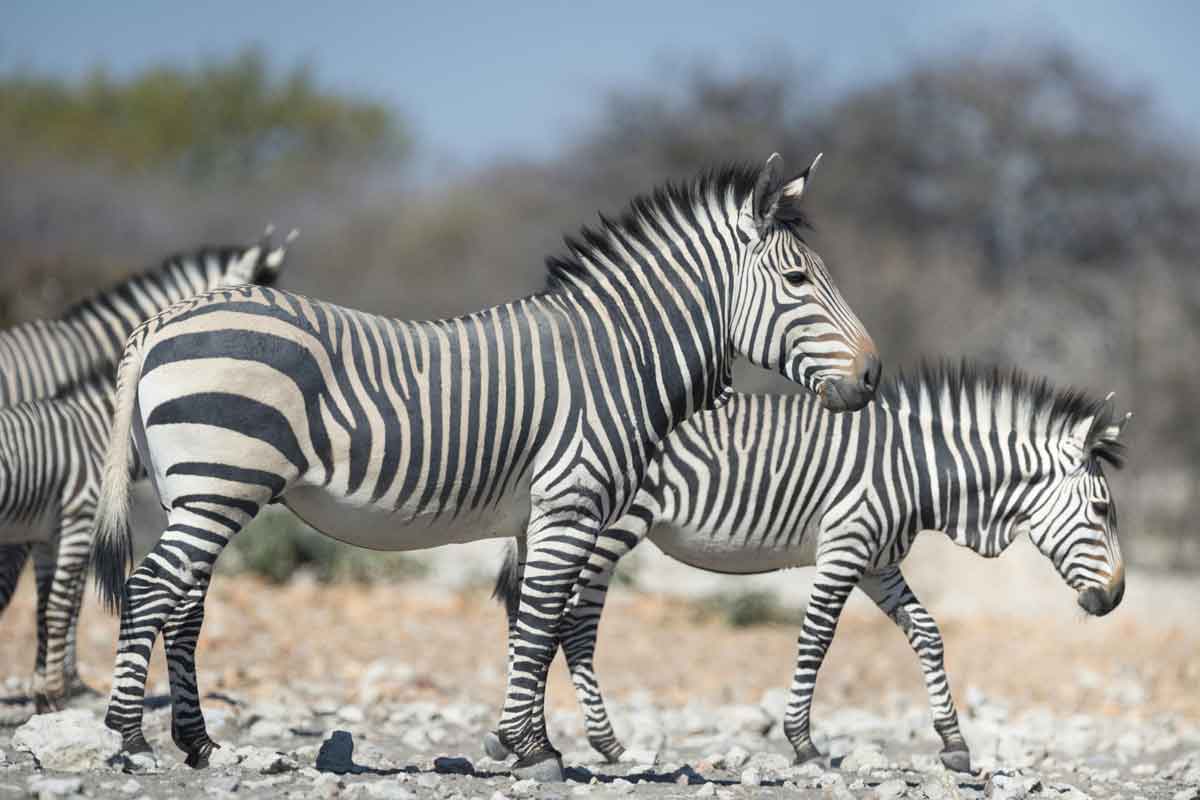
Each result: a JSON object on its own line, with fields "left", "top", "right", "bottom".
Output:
{"left": 0, "top": 232, "right": 288, "bottom": 406}
{"left": 88, "top": 154, "right": 880, "bottom": 777}
{"left": 491, "top": 365, "right": 1128, "bottom": 771}
{"left": 0, "top": 233, "right": 293, "bottom": 713}
{"left": 0, "top": 374, "right": 136, "bottom": 711}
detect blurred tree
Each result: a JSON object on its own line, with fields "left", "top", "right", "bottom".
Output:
{"left": 0, "top": 48, "right": 405, "bottom": 184}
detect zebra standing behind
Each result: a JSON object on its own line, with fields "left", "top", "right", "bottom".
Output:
{"left": 0, "top": 229, "right": 291, "bottom": 406}
{"left": 89, "top": 154, "right": 881, "bottom": 780}
{"left": 489, "top": 365, "right": 1129, "bottom": 772}
{"left": 0, "top": 233, "right": 293, "bottom": 715}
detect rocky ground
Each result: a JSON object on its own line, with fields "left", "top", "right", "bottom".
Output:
{"left": 1, "top": 535, "right": 1198, "bottom": 798}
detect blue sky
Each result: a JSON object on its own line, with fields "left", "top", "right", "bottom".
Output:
{"left": 5, "top": 1, "right": 1199, "bottom": 166}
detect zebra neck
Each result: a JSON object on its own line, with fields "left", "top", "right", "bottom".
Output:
{"left": 544, "top": 217, "right": 738, "bottom": 433}
{"left": 893, "top": 408, "right": 1047, "bottom": 558}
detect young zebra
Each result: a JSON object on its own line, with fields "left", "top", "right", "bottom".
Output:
{"left": 89, "top": 154, "right": 881, "bottom": 779}
{"left": 488, "top": 366, "right": 1129, "bottom": 772}
{"left": 0, "top": 233, "right": 292, "bottom": 714}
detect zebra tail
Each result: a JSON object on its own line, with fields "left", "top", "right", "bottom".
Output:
{"left": 91, "top": 333, "right": 144, "bottom": 615}
{"left": 491, "top": 540, "right": 522, "bottom": 619}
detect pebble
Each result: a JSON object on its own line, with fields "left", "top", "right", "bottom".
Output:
{"left": 11, "top": 710, "right": 123, "bottom": 772}
{"left": 841, "top": 745, "right": 889, "bottom": 773}
{"left": 695, "top": 783, "right": 717, "bottom": 797}
{"left": 509, "top": 778, "right": 539, "bottom": 796}
{"left": 27, "top": 776, "right": 84, "bottom": 798}
{"left": 873, "top": 777, "right": 908, "bottom": 799}
{"left": 722, "top": 744, "right": 750, "bottom": 770}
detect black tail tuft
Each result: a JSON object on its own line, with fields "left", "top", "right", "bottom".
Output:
{"left": 491, "top": 541, "right": 522, "bottom": 619}
{"left": 90, "top": 520, "right": 132, "bottom": 615}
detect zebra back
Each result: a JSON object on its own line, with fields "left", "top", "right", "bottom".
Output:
{"left": 0, "top": 228, "right": 293, "bottom": 406}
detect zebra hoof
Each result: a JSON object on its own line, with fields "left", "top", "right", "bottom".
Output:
{"left": 483, "top": 731, "right": 511, "bottom": 760}
{"left": 34, "top": 691, "right": 64, "bottom": 715}
{"left": 599, "top": 743, "right": 626, "bottom": 765}
{"left": 792, "top": 741, "right": 824, "bottom": 765}
{"left": 939, "top": 747, "right": 972, "bottom": 773}
{"left": 511, "top": 750, "right": 565, "bottom": 782}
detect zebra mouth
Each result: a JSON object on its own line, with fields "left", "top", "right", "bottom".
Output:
{"left": 819, "top": 375, "right": 875, "bottom": 413}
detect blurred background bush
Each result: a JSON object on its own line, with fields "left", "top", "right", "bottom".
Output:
{"left": 4, "top": 5, "right": 1198, "bottom": 574}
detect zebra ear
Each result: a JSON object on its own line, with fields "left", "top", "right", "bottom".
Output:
{"left": 780, "top": 152, "right": 822, "bottom": 201}
{"left": 1063, "top": 415, "right": 1095, "bottom": 462}
{"left": 751, "top": 153, "right": 787, "bottom": 228}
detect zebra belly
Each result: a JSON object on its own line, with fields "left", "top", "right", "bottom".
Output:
{"left": 282, "top": 477, "right": 531, "bottom": 552}
{"left": 647, "top": 522, "right": 818, "bottom": 574}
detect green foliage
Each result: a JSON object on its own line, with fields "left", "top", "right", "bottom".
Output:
{"left": 224, "top": 505, "right": 427, "bottom": 584}
{"left": 694, "top": 590, "right": 794, "bottom": 628}
{"left": 0, "top": 48, "right": 404, "bottom": 183}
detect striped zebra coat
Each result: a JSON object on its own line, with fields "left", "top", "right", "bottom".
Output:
{"left": 88, "top": 154, "right": 880, "bottom": 778}
{"left": 490, "top": 367, "right": 1128, "bottom": 772}
{"left": 0, "top": 374, "right": 139, "bottom": 712}
{"left": 0, "top": 234, "right": 291, "bottom": 714}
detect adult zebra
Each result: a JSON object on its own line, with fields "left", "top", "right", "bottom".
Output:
{"left": 0, "top": 233, "right": 292, "bottom": 715}
{"left": 89, "top": 154, "right": 880, "bottom": 779}
{"left": 489, "top": 365, "right": 1129, "bottom": 772}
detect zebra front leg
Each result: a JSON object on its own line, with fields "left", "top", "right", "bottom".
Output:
{"left": 783, "top": 551, "right": 865, "bottom": 764}
{"left": 106, "top": 499, "right": 253, "bottom": 768}
{"left": 163, "top": 584, "right": 217, "bottom": 767}
{"left": 35, "top": 517, "right": 92, "bottom": 713}
{"left": 495, "top": 518, "right": 595, "bottom": 781}
{"left": 30, "top": 539, "right": 55, "bottom": 711}
{"left": 858, "top": 567, "right": 970, "bottom": 772}
{"left": 486, "top": 518, "right": 647, "bottom": 763}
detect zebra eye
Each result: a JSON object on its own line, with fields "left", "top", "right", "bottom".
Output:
{"left": 782, "top": 270, "right": 809, "bottom": 286}
{"left": 1091, "top": 500, "right": 1109, "bottom": 517}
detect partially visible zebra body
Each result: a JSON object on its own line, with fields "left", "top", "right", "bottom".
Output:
{"left": 0, "top": 232, "right": 288, "bottom": 406}
{"left": 88, "top": 155, "right": 881, "bottom": 779}
{"left": 0, "top": 233, "right": 292, "bottom": 713}
{"left": 490, "top": 368, "right": 1129, "bottom": 772}
{"left": 0, "top": 374, "right": 139, "bottom": 710}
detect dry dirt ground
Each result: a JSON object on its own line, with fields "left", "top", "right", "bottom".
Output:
{"left": 1, "top": 536, "right": 1198, "bottom": 798}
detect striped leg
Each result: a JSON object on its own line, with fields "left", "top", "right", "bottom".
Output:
{"left": 36, "top": 513, "right": 94, "bottom": 712}
{"left": 486, "top": 504, "right": 653, "bottom": 764}
{"left": 163, "top": 585, "right": 215, "bottom": 767}
{"left": 30, "top": 540, "right": 56, "bottom": 705}
{"left": 106, "top": 496, "right": 257, "bottom": 764}
{"left": 783, "top": 544, "right": 866, "bottom": 763}
{"left": 495, "top": 510, "right": 595, "bottom": 780}
{"left": 858, "top": 567, "right": 970, "bottom": 772}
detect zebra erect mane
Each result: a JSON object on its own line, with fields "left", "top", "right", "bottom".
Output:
{"left": 544, "top": 163, "right": 812, "bottom": 292}
{"left": 880, "top": 361, "right": 1126, "bottom": 469}
{"left": 57, "top": 245, "right": 252, "bottom": 327}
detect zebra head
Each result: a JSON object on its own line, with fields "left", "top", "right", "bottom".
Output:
{"left": 223, "top": 226, "right": 298, "bottom": 288}
{"left": 732, "top": 153, "right": 880, "bottom": 412}
{"left": 1024, "top": 408, "right": 1130, "bottom": 617}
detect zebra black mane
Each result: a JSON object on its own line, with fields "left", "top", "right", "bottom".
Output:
{"left": 58, "top": 245, "right": 250, "bottom": 326}
{"left": 544, "top": 163, "right": 812, "bottom": 292}
{"left": 880, "top": 361, "right": 1126, "bottom": 469}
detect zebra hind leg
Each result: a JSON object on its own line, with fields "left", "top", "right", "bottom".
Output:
{"left": 106, "top": 496, "right": 259, "bottom": 768}
{"left": 561, "top": 576, "right": 624, "bottom": 762}
{"left": 782, "top": 547, "right": 865, "bottom": 764}
{"left": 164, "top": 584, "right": 217, "bottom": 767}
{"left": 859, "top": 567, "right": 971, "bottom": 773}
{"left": 495, "top": 518, "right": 596, "bottom": 781}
